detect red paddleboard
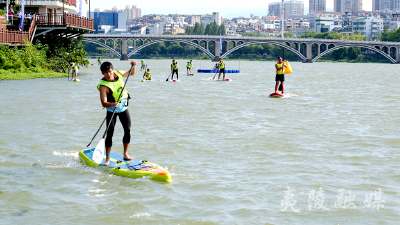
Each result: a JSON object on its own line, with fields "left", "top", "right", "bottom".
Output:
{"left": 172, "top": 79, "right": 180, "bottom": 82}
{"left": 215, "top": 79, "right": 232, "bottom": 81}
{"left": 269, "top": 92, "right": 285, "bottom": 98}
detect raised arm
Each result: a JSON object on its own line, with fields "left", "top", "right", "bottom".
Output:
{"left": 118, "top": 60, "right": 137, "bottom": 77}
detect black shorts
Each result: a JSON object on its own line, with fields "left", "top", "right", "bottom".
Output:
{"left": 219, "top": 68, "right": 225, "bottom": 73}
{"left": 187, "top": 67, "right": 191, "bottom": 69}
{"left": 275, "top": 74, "right": 285, "bottom": 82}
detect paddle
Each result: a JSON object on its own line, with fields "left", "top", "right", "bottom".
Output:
{"left": 92, "top": 63, "right": 135, "bottom": 164}
{"left": 166, "top": 72, "right": 172, "bottom": 81}
{"left": 143, "top": 65, "right": 147, "bottom": 80}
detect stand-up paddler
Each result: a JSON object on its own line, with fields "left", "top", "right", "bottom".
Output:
{"left": 98, "top": 60, "right": 137, "bottom": 166}
{"left": 217, "top": 58, "right": 225, "bottom": 80}
{"left": 275, "top": 56, "right": 287, "bottom": 93}
{"left": 186, "top": 60, "right": 192, "bottom": 74}
{"left": 171, "top": 59, "right": 178, "bottom": 80}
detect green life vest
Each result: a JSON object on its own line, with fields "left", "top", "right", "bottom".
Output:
{"left": 141, "top": 61, "right": 145, "bottom": 66}
{"left": 172, "top": 62, "right": 178, "bottom": 70}
{"left": 97, "top": 71, "right": 128, "bottom": 103}
{"left": 218, "top": 61, "right": 225, "bottom": 69}
{"left": 145, "top": 72, "right": 150, "bottom": 79}
{"left": 98, "top": 58, "right": 101, "bottom": 62}
{"left": 276, "top": 62, "right": 284, "bottom": 75}
{"left": 72, "top": 64, "right": 77, "bottom": 70}
{"left": 187, "top": 62, "right": 191, "bottom": 68}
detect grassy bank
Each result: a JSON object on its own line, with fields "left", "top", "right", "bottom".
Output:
{"left": 0, "top": 68, "right": 68, "bottom": 80}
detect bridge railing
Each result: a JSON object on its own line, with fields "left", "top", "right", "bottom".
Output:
{"left": 84, "top": 34, "right": 400, "bottom": 46}
{"left": 36, "top": 13, "right": 94, "bottom": 30}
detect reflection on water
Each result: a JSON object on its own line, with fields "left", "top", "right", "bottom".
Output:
{"left": 0, "top": 59, "right": 399, "bottom": 224}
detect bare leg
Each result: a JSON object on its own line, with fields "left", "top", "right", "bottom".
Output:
{"left": 218, "top": 72, "right": 221, "bottom": 79}
{"left": 103, "top": 147, "right": 112, "bottom": 166}
{"left": 275, "top": 81, "right": 279, "bottom": 92}
{"left": 223, "top": 71, "right": 225, "bottom": 80}
{"left": 123, "top": 143, "right": 133, "bottom": 160}
{"left": 281, "top": 81, "right": 284, "bottom": 93}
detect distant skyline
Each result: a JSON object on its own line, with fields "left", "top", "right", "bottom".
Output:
{"left": 82, "top": 0, "right": 373, "bottom": 19}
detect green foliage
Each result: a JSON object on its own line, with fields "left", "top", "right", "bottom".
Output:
{"left": 40, "top": 35, "right": 89, "bottom": 72}
{"left": 0, "top": 9, "right": 4, "bottom": 16}
{"left": 0, "top": 41, "right": 47, "bottom": 70}
{"left": 242, "top": 33, "right": 269, "bottom": 37}
{"left": 185, "top": 26, "right": 193, "bottom": 35}
{"left": 163, "top": 31, "right": 172, "bottom": 35}
{"left": 192, "top": 22, "right": 205, "bottom": 35}
{"left": 14, "top": 4, "right": 22, "bottom": 12}
{"left": 381, "top": 27, "right": 400, "bottom": 42}
{"left": 219, "top": 23, "right": 227, "bottom": 35}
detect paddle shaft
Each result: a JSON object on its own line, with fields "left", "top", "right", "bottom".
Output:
{"left": 101, "top": 64, "right": 135, "bottom": 139}
{"left": 166, "top": 72, "right": 172, "bottom": 81}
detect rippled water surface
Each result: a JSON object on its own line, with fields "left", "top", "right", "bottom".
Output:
{"left": 1, "top": 59, "right": 399, "bottom": 224}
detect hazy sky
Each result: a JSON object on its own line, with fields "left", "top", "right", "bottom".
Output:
{"left": 82, "top": 0, "right": 373, "bottom": 18}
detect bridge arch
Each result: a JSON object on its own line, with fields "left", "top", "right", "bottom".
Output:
{"left": 220, "top": 41, "right": 306, "bottom": 60}
{"left": 312, "top": 44, "right": 396, "bottom": 63}
{"left": 82, "top": 39, "right": 121, "bottom": 58}
{"left": 126, "top": 39, "right": 215, "bottom": 58}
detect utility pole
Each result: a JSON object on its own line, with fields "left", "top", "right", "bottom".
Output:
{"left": 281, "top": 0, "right": 284, "bottom": 38}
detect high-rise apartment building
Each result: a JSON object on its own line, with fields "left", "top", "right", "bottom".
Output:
{"left": 372, "top": 0, "right": 400, "bottom": 11}
{"left": 309, "top": 0, "right": 326, "bottom": 12}
{"left": 268, "top": 0, "right": 304, "bottom": 19}
{"left": 125, "top": 5, "right": 142, "bottom": 20}
{"left": 334, "top": 0, "right": 362, "bottom": 13}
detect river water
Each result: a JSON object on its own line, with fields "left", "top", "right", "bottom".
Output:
{"left": 0, "top": 59, "right": 399, "bottom": 224}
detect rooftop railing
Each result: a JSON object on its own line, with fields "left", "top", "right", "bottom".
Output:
{"left": 36, "top": 13, "right": 94, "bottom": 29}
{"left": 0, "top": 15, "right": 36, "bottom": 44}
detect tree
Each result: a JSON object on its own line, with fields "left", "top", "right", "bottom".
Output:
{"left": 331, "top": 48, "right": 346, "bottom": 60}
{"left": 204, "top": 23, "right": 211, "bottom": 35}
{"left": 199, "top": 22, "right": 205, "bottom": 35}
{"left": 193, "top": 23, "right": 200, "bottom": 35}
{"left": 185, "top": 26, "right": 193, "bottom": 35}
{"left": 219, "top": 23, "right": 227, "bottom": 35}
{"left": 347, "top": 47, "right": 361, "bottom": 60}
{"left": 163, "top": 31, "right": 172, "bottom": 35}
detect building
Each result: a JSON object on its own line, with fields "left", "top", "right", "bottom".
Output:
{"left": 185, "top": 15, "right": 201, "bottom": 25}
{"left": 200, "top": 14, "right": 214, "bottom": 26}
{"left": 268, "top": 0, "right": 304, "bottom": 20}
{"left": 24, "top": 0, "right": 78, "bottom": 14}
{"left": 308, "top": 11, "right": 342, "bottom": 28}
{"left": 212, "top": 12, "right": 222, "bottom": 25}
{"left": 310, "top": 0, "right": 326, "bottom": 12}
{"left": 130, "top": 25, "right": 146, "bottom": 34}
{"left": 125, "top": 5, "right": 142, "bottom": 20}
{"left": 146, "top": 23, "right": 164, "bottom": 34}
{"left": 89, "top": 10, "right": 127, "bottom": 33}
{"left": 352, "top": 15, "right": 384, "bottom": 40}
{"left": 373, "top": 0, "right": 400, "bottom": 11}
{"left": 262, "top": 16, "right": 281, "bottom": 30}
{"left": 315, "top": 17, "right": 341, "bottom": 32}
{"left": 334, "top": 0, "right": 363, "bottom": 13}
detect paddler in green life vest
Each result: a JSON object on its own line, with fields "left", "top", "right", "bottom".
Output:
{"left": 217, "top": 58, "right": 226, "bottom": 80}
{"left": 186, "top": 60, "right": 192, "bottom": 74}
{"left": 69, "top": 62, "right": 78, "bottom": 81}
{"left": 98, "top": 57, "right": 101, "bottom": 65}
{"left": 171, "top": 59, "right": 178, "bottom": 80}
{"left": 143, "top": 68, "right": 152, "bottom": 80}
{"left": 98, "top": 60, "right": 137, "bottom": 166}
{"left": 275, "top": 56, "right": 287, "bottom": 93}
{"left": 140, "top": 59, "right": 146, "bottom": 70}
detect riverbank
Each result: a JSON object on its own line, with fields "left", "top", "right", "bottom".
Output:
{"left": 0, "top": 68, "right": 68, "bottom": 80}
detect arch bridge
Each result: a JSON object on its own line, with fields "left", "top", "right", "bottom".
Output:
{"left": 83, "top": 34, "right": 400, "bottom": 63}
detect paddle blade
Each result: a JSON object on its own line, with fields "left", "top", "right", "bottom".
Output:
{"left": 92, "top": 139, "right": 105, "bottom": 164}
{"left": 278, "top": 83, "right": 282, "bottom": 91}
